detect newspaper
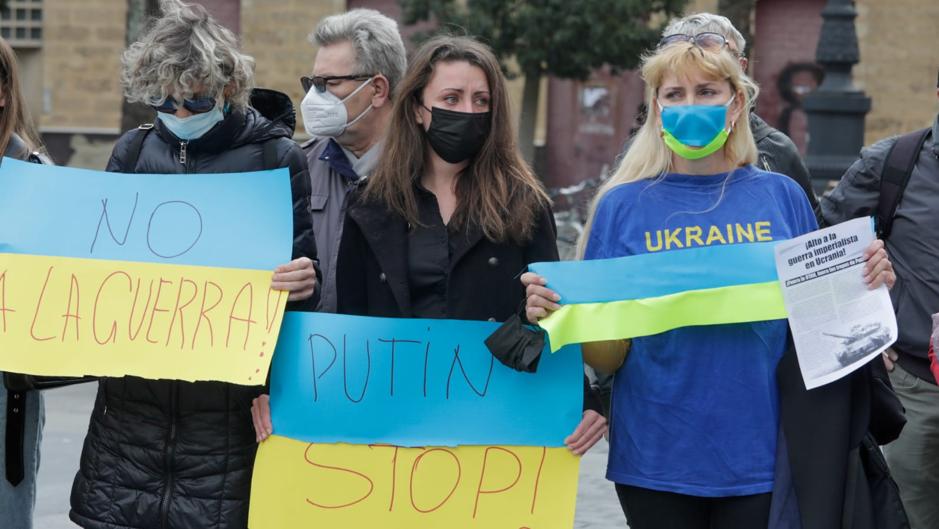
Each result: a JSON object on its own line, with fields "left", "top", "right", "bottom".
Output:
{"left": 774, "top": 217, "right": 897, "bottom": 390}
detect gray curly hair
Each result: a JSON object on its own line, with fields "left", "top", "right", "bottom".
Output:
{"left": 662, "top": 13, "right": 747, "bottom": 55}
{"left": 310, "top": 9, "right": 407, "bottom": 94}
{"left": 121, "top": 0, "right": 255, "bottom": 111}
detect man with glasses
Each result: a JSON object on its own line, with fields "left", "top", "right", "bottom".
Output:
{"left": 299, "top": 9, "right": 407, "bottom": 313}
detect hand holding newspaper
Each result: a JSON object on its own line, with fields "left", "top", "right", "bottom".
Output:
{"left": 774, "top": 217, "right": 898, "bottom": 389}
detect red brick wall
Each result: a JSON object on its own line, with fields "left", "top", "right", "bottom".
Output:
{"left": 544, "top": 71, "right": 645, "bottom": 187}
{"left": 752, "top": 0, "right": 825, "bottom": 153}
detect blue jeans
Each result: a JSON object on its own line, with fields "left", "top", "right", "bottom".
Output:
{"left": 0, "top": 383, "right": 44, "bottom": 529}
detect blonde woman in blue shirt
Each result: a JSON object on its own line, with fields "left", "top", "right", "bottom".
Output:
{"left": 523, "top": 39, "right": 895, "bottom": 529}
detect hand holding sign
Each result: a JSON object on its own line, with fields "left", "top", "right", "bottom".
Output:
{"left": 252, "top": 394, "right": 274, "bottom": 442}
{"left": 564, "top": 409, "right": 607, "bottom": 456}
{"left": 270, "top": 256, "right": 317, "bottom": 302}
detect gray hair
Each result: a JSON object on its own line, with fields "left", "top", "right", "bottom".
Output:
{"left": 310, "top": 9, "right": 407, "bottom": 94}
{"left": 663, "top": 13, "right": 747, "bottom": 55}
{"left": 121, "top": 0, "right": 255, "bottom": 111}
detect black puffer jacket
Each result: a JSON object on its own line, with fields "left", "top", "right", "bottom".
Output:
{"left": 69, "top": 89, "right": 317, "bottom": 529}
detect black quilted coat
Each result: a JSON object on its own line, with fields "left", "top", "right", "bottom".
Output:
{"left": 69, "top": 89, "right": 316, "bottom": 529}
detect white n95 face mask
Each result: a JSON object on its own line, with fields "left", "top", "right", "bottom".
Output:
{"left": 300, "top": 77, "right": 374, "bottom": 137}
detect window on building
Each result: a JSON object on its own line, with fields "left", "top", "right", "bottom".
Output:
{"left": 0, "top": 0, "right": 42, "bottom": 49}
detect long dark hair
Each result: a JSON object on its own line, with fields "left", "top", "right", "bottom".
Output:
{"left": 0, "top": 37, "right": 42, "bottom": 155}
{"left": 363, "top": 35, "right": 548, "bottom": 244}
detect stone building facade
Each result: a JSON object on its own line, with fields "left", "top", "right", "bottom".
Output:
{"left": 21, "top": 0, "right": 342, "bottom": 168}
{"left": 8, "top": 0, "right": 938, "bottom": 183}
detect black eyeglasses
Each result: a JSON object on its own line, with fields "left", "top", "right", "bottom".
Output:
{"left": 300, "top": 74, "right": 374, "bottom": 94}
{"left": 151, "top": 95, "right": 217, "bottom": 114}
{"left": 658, "top": 32, "right": 742, "bottom": 58}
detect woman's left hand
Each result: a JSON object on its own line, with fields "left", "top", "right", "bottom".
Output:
{"left": 863, "top": 239, "right": 896, "bottom": 290}
{"left": 564, "top": 410, "right": 607, "bottom": 456}
{"left": 271, "top": 257, "right": 317, "bottom": 301}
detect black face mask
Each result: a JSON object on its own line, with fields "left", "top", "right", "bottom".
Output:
{"left": 423, "top": 106, "right": 492, "bottom": 164}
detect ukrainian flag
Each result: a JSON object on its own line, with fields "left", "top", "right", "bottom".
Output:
{"left": 529, "top": 241, "right": 785, "bottom": 351}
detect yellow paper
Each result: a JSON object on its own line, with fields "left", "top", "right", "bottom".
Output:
{"left": 249, "top": 436, "right": 580, "bottom": 529}
{"left": 0, "top": 253, "right": 287, "bottom": 385}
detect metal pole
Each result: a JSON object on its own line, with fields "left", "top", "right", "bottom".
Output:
{"left": 803, "top": 0, "right": 871, "bottom": 191}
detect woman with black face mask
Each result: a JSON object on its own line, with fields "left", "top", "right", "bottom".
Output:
{"left": 335, "top": 34, "right": 550, "bottom": 325}
{"left": 249, "top": 35, "right": 607, "bottom": 456}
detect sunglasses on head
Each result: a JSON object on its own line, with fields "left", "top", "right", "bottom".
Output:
{"left": 151, "top": 95, "right": 218, "bottom": 114}
{"left": 300, "top": 74, "right": 374, "bottom": 94}
{"left": 658, "top": 32, "right": 742, "bottom": 58}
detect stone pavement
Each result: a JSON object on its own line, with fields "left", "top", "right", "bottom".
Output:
{"left": 34, "top": 383, "right": 625, "bottom": 528}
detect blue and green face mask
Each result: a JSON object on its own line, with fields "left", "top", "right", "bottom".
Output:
{"left": 659, "top": 95, "right": 735, "bottom": 160}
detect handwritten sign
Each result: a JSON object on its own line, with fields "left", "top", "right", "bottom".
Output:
{"left": 249, "top": 437, "right": 579, "bottom": 529}
{"left": 0, "top": 158, "right": 292, "bottom": 269}
{"left": 250, "top": 313, "right": 583, "bottom": 529}
{"left": 0, "top": 158, "right": 293, "bottom": 384}
{"left": 269, "top": 312, "right": 582, "bottom": 446}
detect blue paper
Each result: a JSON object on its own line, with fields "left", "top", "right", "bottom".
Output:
{"left": 0, "top": 157, "right": 293, "bottom": 270}
{"left": 528, "top": 241, "right": 779, "bottom": 304}
{"left": 269, "top": 312, "right": 583, "bottom": 447}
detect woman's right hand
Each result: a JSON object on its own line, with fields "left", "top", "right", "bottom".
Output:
{"left": 251, "top": 394, "right": 273, "bottom": 443}
{"left": 521, "top": 272, "right": 561, "bottom": 324}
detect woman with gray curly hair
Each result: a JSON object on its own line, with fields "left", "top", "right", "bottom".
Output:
{"left": 68, "top": 2, "right": 318, "bottom": 528}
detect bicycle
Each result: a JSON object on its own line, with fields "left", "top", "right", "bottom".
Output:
{"left": 548, "top": 164, "right": 610, "bottom": 260}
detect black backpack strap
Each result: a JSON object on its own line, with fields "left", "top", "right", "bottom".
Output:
{"left": 877, "top": 127, "right": 930, "bottom": 239}
{"left": 263, "top": 138, "right": 283, "bottom": 169}
{"left": 124, "top": 123, "right": 153, "bottom": 172}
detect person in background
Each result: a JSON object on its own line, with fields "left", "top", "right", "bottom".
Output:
{"left": 69, "top": 2, "right": 317, "bottom": 528}
{"left": 299, "top": 9, "right": 407, "bottom": 313}
{"left": 820, "top": 69, "right": 939, "bottom": 529}
{"left": 0, "top": 35, "right": 53, "bottom": 529}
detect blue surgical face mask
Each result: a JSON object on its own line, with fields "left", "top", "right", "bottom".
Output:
{"left": 658, "top": 95, "right": 735, "bottom": 147}
{"left": 156, "top": 103, "right": 225, "bottom": 141}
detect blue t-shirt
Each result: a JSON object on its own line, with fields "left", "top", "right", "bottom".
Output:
{"left": 585, "top": 165, "right": 817, "bottom": 497}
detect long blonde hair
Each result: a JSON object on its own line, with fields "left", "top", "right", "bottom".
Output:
{"left": 576, "top": 43, "right": 759, "bottom": 257}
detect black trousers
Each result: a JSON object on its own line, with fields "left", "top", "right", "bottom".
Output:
{"left": 615, "top": 484, "right": 772, "bottom": 529}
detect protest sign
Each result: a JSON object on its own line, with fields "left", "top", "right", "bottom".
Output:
{"left": 249, "top": 312, "right": 583, "bottom": 529}
{"left": 250, "top": 438, "right": 579, "bottom": 529}
{"left": 0, "top": 158, "right": 292, "bottom": 384}
{"left": 269, "top": 312, "right": 582, "bottom": 446}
